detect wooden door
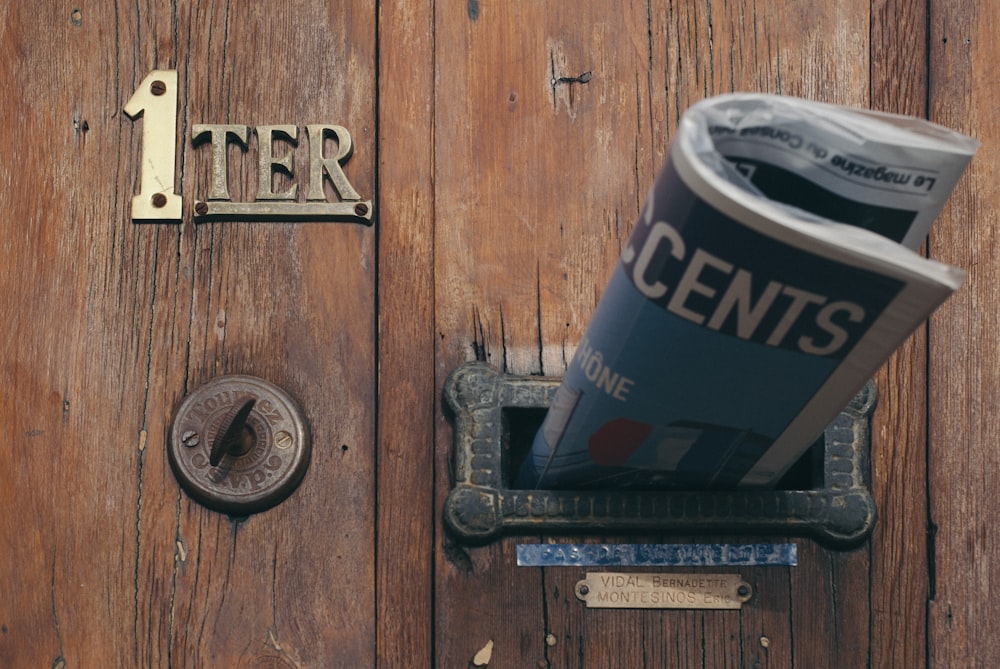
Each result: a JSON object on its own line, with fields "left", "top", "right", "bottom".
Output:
{"left": 0, "top": 3, "right": 379, "bottom": 666}
{"left": 2, "top": 1, "right": 997, "bottom": 667}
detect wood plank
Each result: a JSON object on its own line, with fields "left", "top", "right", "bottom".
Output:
{"left": 0, "top": 2, "right": 378, "bottom": 666}
{"left": 0, "top": 7, "right": 146, "bottom": 665}
{"left": 433, "top": 1, "right": 663, "bottom": 665}
{"left": 432, "top": 0, "right": 877, "bottom": 666}
{"left": 928, "top": 1, "right": 1000, "bottom": 666}
{"left": 789, "top": 542, "right": 870, "bottom": 667}
{"left": 376, "top": 0, "right": 436, "bottom": 666}
{"left": 4, "top": 0, "right": 985, "bottom": 665}
{"left": 164, "top": 3, "right": 379, "bottom": 664}
{"left": 868, "top": 1, "right": 931, "bottom": 667}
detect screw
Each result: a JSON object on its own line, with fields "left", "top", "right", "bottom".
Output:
{"left": 150, "top": 80, "right": 167, "bottom": 96}
{"left": 737, "top": 584, "right": 751, "bottom": 598}
{"left": 578, "top": 584, "right": 589, "bottom": 596}
{"left": 274, "top": 431, "right": 294, "bottom": 450}
{"left": 151, "top": 193, "right": 168, "bottom": 208}
{"left": 181, "top": 431, "right": 200, "bottom": 448}
{"left": 194, "top": 201, "right": 209, "bottom": 216}
{"left": 354, "top": 202, "right": 369, "bottom": 217}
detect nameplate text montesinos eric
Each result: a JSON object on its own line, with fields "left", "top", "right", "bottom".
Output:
{"left": 575, "top": 572, "right": 753, "bottom": 610}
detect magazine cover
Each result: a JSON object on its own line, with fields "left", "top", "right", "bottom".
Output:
{"left": 518, "top": 94, "right": 977, "bottom": 490}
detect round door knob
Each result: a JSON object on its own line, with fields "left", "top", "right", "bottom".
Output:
{"left": 168, "top": 375, "right": 311, "bottom": 515}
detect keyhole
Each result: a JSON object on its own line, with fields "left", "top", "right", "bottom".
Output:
{"left": 209, "top": 399, "right": 257, "bottom": 466}
{"left": 168, "top": 375, "right": 311, "bottom": 516}
{"left": 229, "top": 423, "right": 257, "bottom": 457}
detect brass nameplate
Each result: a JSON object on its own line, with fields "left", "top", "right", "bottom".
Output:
{"left": 575, "top": 572, "right": 752, "bottom": 610}
{"left": 125, "top": 70, "right": 372, "bottom": 225}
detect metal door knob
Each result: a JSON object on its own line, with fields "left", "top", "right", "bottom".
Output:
{"left": 168, "top": 375, "right": 311, "bottom": 515}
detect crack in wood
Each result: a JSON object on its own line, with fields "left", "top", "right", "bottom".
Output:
{"left": 50, "top": 557, "right": 65, "bottom": 666}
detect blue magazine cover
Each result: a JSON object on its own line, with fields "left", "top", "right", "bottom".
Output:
{"left": 519, "top": 94, "right": 976, "bottom": 489}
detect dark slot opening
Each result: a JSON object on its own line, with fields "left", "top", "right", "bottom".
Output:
{"left": 502, "top": 407, "right": 824, "bottom": 491}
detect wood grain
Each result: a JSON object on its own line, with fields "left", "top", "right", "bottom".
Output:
{"left": 432, "top": 1, "right": 877, "bottom": 666}
{"left": 2, "top": 0, "right": 998, "bottom": 666}
{"left": 376, "top": 0, "right": 435, "bottom": 666}
{"left": 928, "top": 1, "right": 1000, "bottom": 666}
{"left": 433, "top": 2, "right": 658, "bottom": 665}
{"left": 869, "top": 1, "right": 932, "bottom": 667}
{"left": 0, "top": 1, "right": 377, "bottom": 666}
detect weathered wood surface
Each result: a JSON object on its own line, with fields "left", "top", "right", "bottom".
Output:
{"left": 376, "top": 1, "right": 436, "bottom": 666}
{"left": 0, "top": 2, "right": 378, "bottom": 667}
{"left": 430, "top": 1, "right": 979, "bottom": 667}
{"left": 927, "top": 2, "right": 1000, "bottom": 667}
{"left": 0, "top": 0, "right": 996, "bottom": 667}
{"left": 869, "top": 2, "right": 931, "bottom": 667}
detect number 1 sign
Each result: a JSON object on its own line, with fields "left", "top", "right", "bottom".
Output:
{"left": 124, "top": 69, "right": 372, "bottom": 225}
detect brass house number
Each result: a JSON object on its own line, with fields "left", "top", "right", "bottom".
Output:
{"left": 124, "top": 70, "right": 372, "bottom": 225}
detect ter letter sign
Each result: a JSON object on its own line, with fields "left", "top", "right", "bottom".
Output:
{"left": 125, "top": 69, "right": 372, "bottom": 225}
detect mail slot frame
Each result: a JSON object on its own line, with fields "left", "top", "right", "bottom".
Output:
{"left": 442, "top": 362, "right": 876, "bottom": 549}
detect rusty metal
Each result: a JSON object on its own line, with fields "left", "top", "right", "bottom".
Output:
{"left": 443, "top": 362, "right": 877, "bottom": 549}
{"left": 191, "top": 123, "right": 250, "bottom": 201}
{"left": 514, "top": 542, "right": 798, "bottom": 567}
{"left": 169, "top": 376, "right": 311, "bottom": 515}
{"left": 189, "top": 123, "right": 372, "bottom": 225}
{"left": 208, "top": 398, "right": 256, "bottom": 466}
{"left": 128, "top": 71, "right": 373, "bottom": 226}
{"left": 192, "top": 199, "right": 374, "bottom": 225}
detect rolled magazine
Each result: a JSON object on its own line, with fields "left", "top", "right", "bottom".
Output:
{"left": 518, "top": 93, "right": 978, "bottom": 490}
